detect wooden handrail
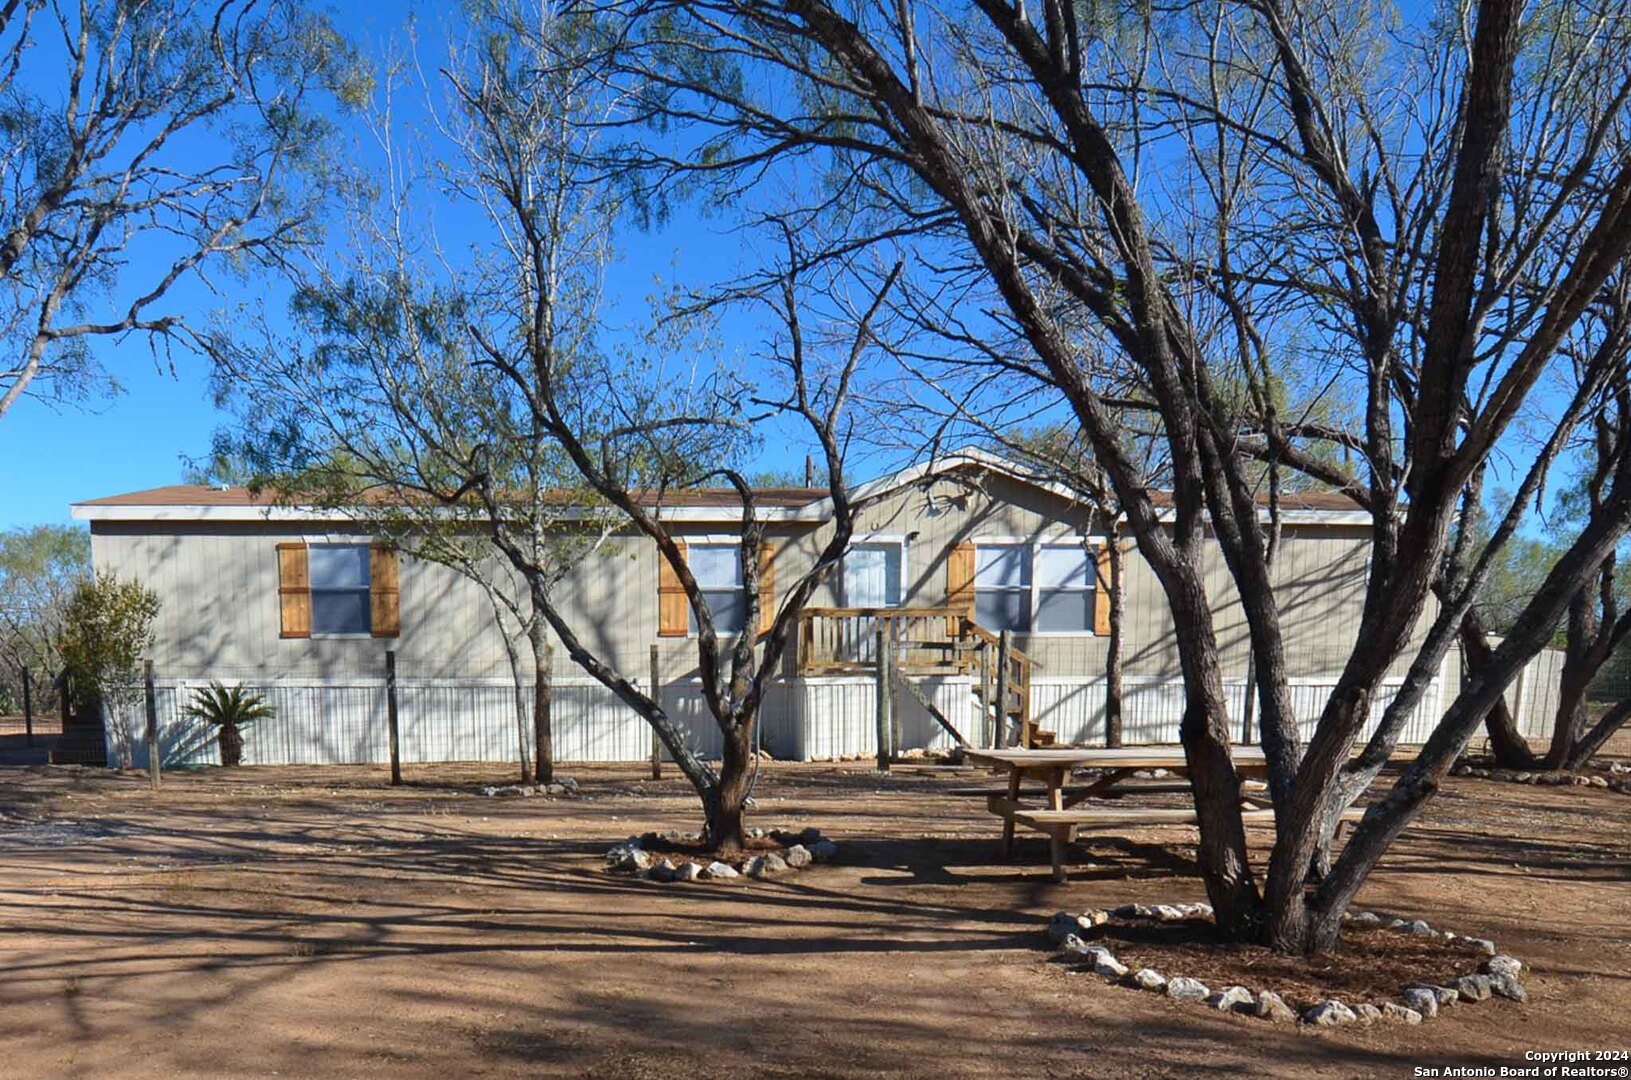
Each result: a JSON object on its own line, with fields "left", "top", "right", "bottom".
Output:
{"left": 800, "top": 606, "right": 967, "bottom": 619}
{"left": 796, "top": 605, "right": 1049, "bottom": 747}
{"left": 954, "top": 616, "right": 1041, "bottom": 671}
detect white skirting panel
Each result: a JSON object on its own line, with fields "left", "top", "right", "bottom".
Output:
{"left": 106, "top": 676, "right": 803, "bottom": 769}
{"left": 787, "top": 675, "right": 975, "bottom": 761}
{"left": 101, "top": 652, "right": 1560, "bottom": 769}
{"left": 1032, "top": 675, "right": 1452, "bottom": 747}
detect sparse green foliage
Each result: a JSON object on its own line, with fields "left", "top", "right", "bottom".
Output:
{"left": 56, "top": 572, "right": 159, "bottom": 767}
{"left": 0, "top": 525, "right": 90, "bottom": 713}
{"left": 0, "top": 0, "right": 363, "bottom": 420}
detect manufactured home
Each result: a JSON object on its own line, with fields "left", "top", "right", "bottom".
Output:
{"left": 70, "top": 452, "right": 1563, "bottom": 768}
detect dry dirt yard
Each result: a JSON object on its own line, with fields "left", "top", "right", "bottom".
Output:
{"left": 0, "top": 759, "right": 1627, "bottom": 1079}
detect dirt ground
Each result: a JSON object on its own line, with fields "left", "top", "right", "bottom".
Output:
{"left": 0, "top": 759, "right": 1627, "bottom": 1079}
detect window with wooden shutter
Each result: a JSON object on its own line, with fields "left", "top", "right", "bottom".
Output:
{"left": 945, "top": 542, "right": 976, "bottom": 616}
{"left": 277, "top": 542, "right": 312, "bottom": 639}
{"left": 657, "top": 540, "right": 689, "bottom": 637}
{"left": 976, "top": 543, "right": 1033, "bottom": 631}
{"left": 370, "top": 544, "right": 401, "bottom": 638}
{"left": 757, "top": 541, "right": 777, "bottom": 635}
{"left": 1094, "top": 543, "right": 1113, "bottom": 636}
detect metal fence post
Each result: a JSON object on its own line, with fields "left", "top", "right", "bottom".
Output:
{"left": 534, "top": 641, "right": 552, "bottom": 785}
{"left": 386, "top": 649, "right": 402, "bottom": 786}
{"left": 22, "top": 667, "right": 33, "bottom": 747}
{"left": 875, "top": 627, "right": 892, "bottom": 772}
{"left": 649, "top": 644, "right": 663, "bottom": 780}
{"left": 143, "top": 659, "right": 161, "bottom": 790}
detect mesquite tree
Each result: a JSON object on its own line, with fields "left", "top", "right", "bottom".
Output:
{"left": 605, "top": 0, "right": 1631, "bottom": 949}
{"left": 0, "top": 0, "right": 360, "bottom": 419}
{"left": 1471, "top": 292, "right": 1631, "bottom": 773}
{"left": 212, "top": 0, "right": 893, "bottom": 853}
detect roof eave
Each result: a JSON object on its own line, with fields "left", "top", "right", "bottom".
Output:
{"left": 70, "top": 503, "right": 811, "bottom": 525}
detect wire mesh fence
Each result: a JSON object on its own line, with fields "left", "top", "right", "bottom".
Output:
{"left": 105, "top": 675, "right": 690, "bottom": 777}
{"left": 81, "top": 632, "right": 1583, "bottom": 776}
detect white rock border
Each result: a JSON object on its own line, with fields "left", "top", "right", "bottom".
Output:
{"left": 1452, "top": 759, "right": 1629, "bottom": 794}
{"left": 1044, "top": 904, "right": 1527, "bottom": 1029}
{"left": 604, "top": 826, "right": 838, "bottom": 883}
{"left": 478, "top": 777, "right": 580, "bottom": 798}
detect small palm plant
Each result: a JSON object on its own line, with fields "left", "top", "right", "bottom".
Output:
{"left": 183, "top": 682, "right": 273, "bottom": 767}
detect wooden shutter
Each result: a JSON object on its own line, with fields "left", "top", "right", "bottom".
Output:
{"left": 1094, "top": 543, "right": 1112, "bottom": 636}
{"left": 757, "top": 541, "right": 777, "bottom": 635}
{"left": 946, "top": 542, "right": 976, "bottom": 616}
{"left": 276, "top": 543, "right": 311, "bottom": 639}
{"left": 370, "top": 544, "right": 401, "bottom": 638}
{"left": 658, "top": 540, "right": 689, "bottom": 637}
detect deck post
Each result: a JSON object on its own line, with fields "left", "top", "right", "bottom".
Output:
{"left": 978, "top": 642, "right": 993, "bottom": 747}
{"left": 385, "top": 649, "right": 401, "bottom": 786}
{"left": 22, "top": 667, "right": 32, "bottom": 747}
{"left": 996, "top": 631, "right": 1012, "bottom": 747}
{"left": 649, "top": 644, "right": 663, "bottom": 780}
{"left": 143, "top": 659, "right": 160, "bottom": 790}
{"left": 874, "top": 628, "right": 892, "bottom": 772}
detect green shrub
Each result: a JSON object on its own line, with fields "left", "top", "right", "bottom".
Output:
{"left": 56, "top": 572, "right": 159, "bottom": 767}
{"left": 183, "top": 682, "right": 274, "bottom": 767}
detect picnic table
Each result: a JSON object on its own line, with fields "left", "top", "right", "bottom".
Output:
{"left": 961, "top": 746, "right": 1355, "bottom": 882}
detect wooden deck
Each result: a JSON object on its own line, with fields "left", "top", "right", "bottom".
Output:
{"left": 796, "top": 607, "right": 1047, "bottom": 747}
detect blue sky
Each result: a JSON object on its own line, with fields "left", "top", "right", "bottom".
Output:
{"left": 0, "top": 2, "right": 794, "bottom": 531}
{"left": 0, "top": 0, "right": 1581, "bottom": 536}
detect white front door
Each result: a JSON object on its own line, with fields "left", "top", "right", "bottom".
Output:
{"left": 844, "top": 542, "right": 903, "bottom": 608}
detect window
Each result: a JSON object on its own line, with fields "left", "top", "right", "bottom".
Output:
{"left": 843, "top": 542, "right": 904, "bottom": 608}
{"left": 689, "top": 543, "right": 746, "bottom": 634}
{"left": 1035, "top": 544, "right": 1094, "bottom": 632}
{"left": 309, "top": 545, "right": 372, "bottom": 635}
{"left": 973, "top": 541, "right": 1098, "bottom": 633}
{"left": 975, "top": 544, "right": 1031, "bottom": 632}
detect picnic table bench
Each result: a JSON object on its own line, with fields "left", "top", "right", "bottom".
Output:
{"left": 962, "top": 746, "right": 1364, "bottom": 882}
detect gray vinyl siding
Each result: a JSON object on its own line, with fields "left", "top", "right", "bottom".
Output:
{"left": 89, "top": 521, "right": 655, "bottom": 681}
{"left": 85, "top": 471, "right": 1566, "bottom": 765}
{"left": 89, "top": 473, "right": 1395, "bottom": 688}
{"left": 769, "top": 472, "right": 1382, "bottom": 682}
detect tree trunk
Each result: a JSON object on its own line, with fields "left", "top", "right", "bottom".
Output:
{"left": 1160, "top": 559, "right": 1263, "bottom": 936}
{"left": 1309, "top": 494, "right": 1631, "bottom": 949}
{"left": 499, "top": 618, "right": 532, "bottom": 784}
{"left": 1564, "top": 697, "right": 1631, "bottom": 770}
{"left": 706, "top": 720, "right": 754, "bottom": 854}
{"left": 219, "top": 722, "right": 244, "bottom": 768}
{"left": 531, "top": 618, "right": 553, "bottom": 784}
{"left": 1460, "top": 616, "right": 1538, "bottom": 768}
{"left": 1104, "top": 528, "right": 1124, "bottom": 749}
{"left": 1544, "top": 593, "right": 1596, "bottom": 768}
{"left": 1544, "top": 693, "right": 1590, "bottom": 770}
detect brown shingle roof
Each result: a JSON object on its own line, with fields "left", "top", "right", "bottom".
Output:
{"left": 75, "top": 484, "right": 828, "bottom": 509}
{"left": 1144, "top": 489, "right": 1364, "bottom": 511}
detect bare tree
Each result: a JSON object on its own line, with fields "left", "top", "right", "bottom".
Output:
{"left": 601, "top": 0, "right": 1631, "bottom": 950}
{"left": 1468, "top": 284, "right": 1631, "bottom": 772}
{"left": 0, "top": 0, "right": 360, "bottom": 419}
{"left": 212, "top": 0, "right": 895, "bottom": 853}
